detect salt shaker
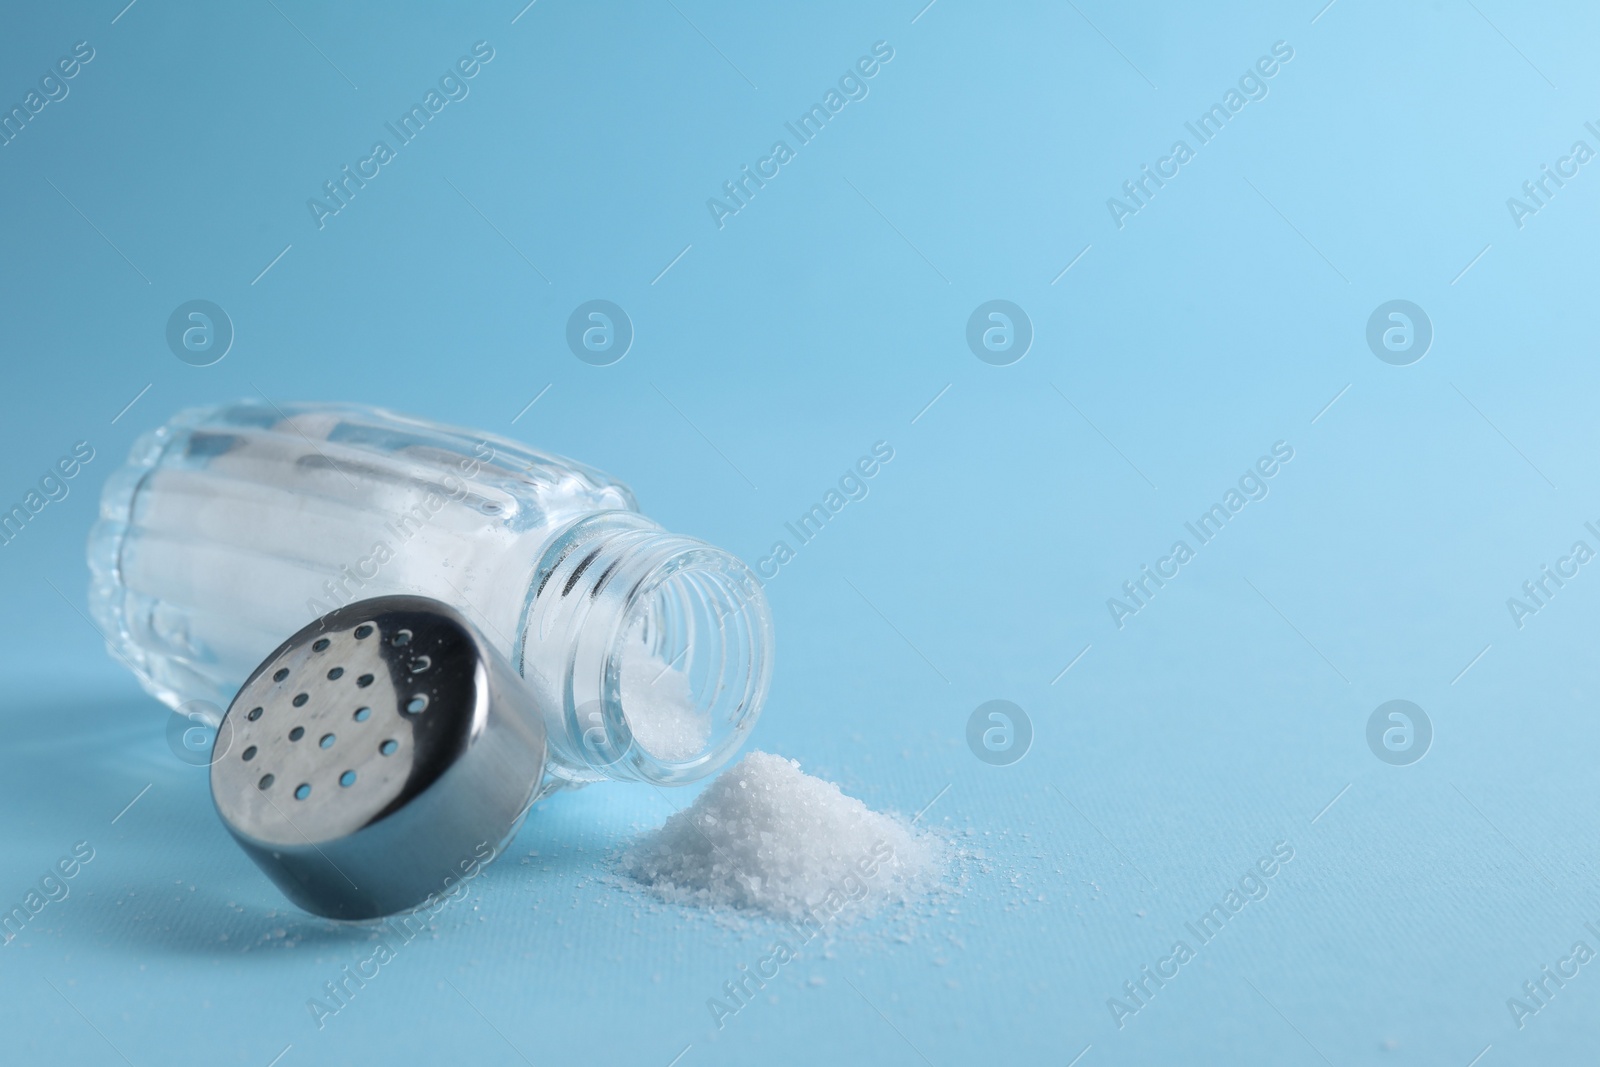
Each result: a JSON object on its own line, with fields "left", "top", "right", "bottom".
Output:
{"left": 89, "top": 402, "right": 772, "bottom": 789}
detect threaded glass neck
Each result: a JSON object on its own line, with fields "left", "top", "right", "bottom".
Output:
{"left": 516, "top": 512, "right": 772, "bottom": 786}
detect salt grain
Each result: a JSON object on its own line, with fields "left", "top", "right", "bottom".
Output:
{"left": 619, "top": 640, "right": 710, "bottom": 761}
{"left": 623, "top": 751, "right": 941, "bottom": 920}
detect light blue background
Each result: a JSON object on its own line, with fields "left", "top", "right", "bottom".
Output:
{"left": 3, "top": 1, "right": 1599, "bottom": 1063}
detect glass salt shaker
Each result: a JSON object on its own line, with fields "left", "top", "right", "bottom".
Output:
{"left": 88, "top": 401, "right": 772, "bottom": 789}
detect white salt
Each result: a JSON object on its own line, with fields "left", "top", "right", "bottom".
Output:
{"left": 623, "top": 751, "right": 941, "bottom": 921}
{"left": 619, "top": 641, "right": 710, "bottom": 761}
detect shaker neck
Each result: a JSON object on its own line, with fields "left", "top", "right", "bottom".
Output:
{"left": 515, "top": 511, "right": 772, "bottom": 786}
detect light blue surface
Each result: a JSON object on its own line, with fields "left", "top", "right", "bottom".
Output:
{"left": 3, "top": 1, "right": 1599, "bottom": 1063}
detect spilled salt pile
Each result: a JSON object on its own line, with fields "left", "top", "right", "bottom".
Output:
{"left": 624, "top": 751, "right": 941, "bottom": 920}
{"left": 619, "top": 641, "right": 709, "bottom": 761}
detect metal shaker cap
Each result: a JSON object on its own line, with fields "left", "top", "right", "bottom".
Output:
{"left": 211, "top": 596, "right": 546, "bottom": 919}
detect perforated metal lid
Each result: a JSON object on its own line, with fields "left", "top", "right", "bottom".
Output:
{"left": 211, "top": 596, "right": 546, "bottom": 919}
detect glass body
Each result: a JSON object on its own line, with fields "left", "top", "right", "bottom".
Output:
{"left": 88, "top": 402, "right": 772, "bottom": 787}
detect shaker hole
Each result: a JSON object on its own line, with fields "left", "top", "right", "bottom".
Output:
{"left": 391, "top": 629, "right": 412, "bottom": 647}
{"left": 319, "top": 733, "right": 336, "bottom": 749}
{"left": 356, "top": 674, "right": 374, "bottom": 688}
{"left": 339, "top": 770, "right": 357, "bottom": 787}
{"left": 353, "top": 707, "right": 371, "bottom": 722}
{"left": 405, "top": 695, "right": 428, "bottom": 715}
{"left": 380, "top": 740, "right": 398, "bottom": 756}
{"left": 312, "top": 638, "right": 330, "bottom": 653}
{"left": 294, "top": 783, "right": 311, "bottom": 800}
{"left": 246, "top": 707, "right": 263, "bottom": 721}
{"left": 354, "top": 624, "right": 373, "bottom": 639}
{"left": 288, "top": 726, "right": 305, "bottom": 742}
{"left": 327, "top": 666, "right": 344, "bottom": 680}
{"left": 242, "top": 746, "right": 257, "bottom": 762}
{"left": 410, "top": 656, "right": 431, "bottom": 673}
{"left": 292, "top": 693, "right": 309, "bottom": 707}
{"left": 258, "top": 774, "right": 275, "bottom": 790}
{"left": 272, "top": 668, "right": 289, "bottom": 683}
